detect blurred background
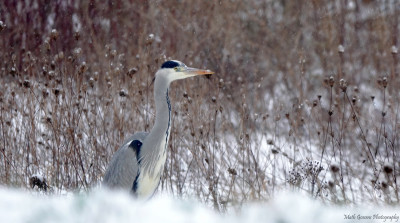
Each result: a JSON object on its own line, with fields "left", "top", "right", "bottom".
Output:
{"left": 0, "top": 0, "right": 399, "bottom": 210}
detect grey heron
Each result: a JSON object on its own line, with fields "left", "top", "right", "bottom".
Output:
{"left": 103, "top": 60, "right": 214, "bottom": 199}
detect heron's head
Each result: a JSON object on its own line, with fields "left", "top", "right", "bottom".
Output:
{"left": 156, "top": 60, "right": 214, "bottom": 84}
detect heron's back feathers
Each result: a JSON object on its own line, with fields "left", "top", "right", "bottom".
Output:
{"left": 103, "top": 132, "right": 148, "bottom": 191}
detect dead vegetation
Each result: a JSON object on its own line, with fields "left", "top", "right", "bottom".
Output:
{"left": 0, "top": 0, "right": 399, "bottom": 210}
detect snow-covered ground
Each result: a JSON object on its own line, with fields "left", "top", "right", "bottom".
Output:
{"left": 1, "top": 187, "right": 398, "bottom": 223}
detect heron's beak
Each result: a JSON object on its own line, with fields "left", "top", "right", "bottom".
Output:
{"left": 184, "top": 67, "right": 214, "bottom": 76}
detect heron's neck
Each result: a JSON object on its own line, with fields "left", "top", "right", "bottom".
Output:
{"left": 154, "top": 88, "right": 172, "bottom": 144}
{"left": 148, "top": 77, "right": 172, "bottom": 153}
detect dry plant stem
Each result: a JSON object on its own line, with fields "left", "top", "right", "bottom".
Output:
{"left": 315, "top": 85, "right": 333, "bottom": 196}
{"left": 375, "top": 86, "right": 386, "bottom": 159}
{"left": 391, "top": 102, "right": 400, "bottom": 202}
{"left": 337, "top": 91, "right": 347, "bottom": 201}
{"left": 344, "top": 92, "right": 375, "bottom": 167}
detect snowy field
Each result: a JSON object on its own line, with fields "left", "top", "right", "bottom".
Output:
{"left": 1, "top": 187, "right": 398, "bottom": 223}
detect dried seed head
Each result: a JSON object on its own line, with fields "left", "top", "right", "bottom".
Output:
{"left": 53, "top": 88, "right": 61, "bottom": 96}
{"left": 89, "top": 77, "right": 95, "bottom": 88}
{"left": 339, "top": 79, "right": 347, "bottom": 92}
{"left": 228, "top": 168, "right": 237, "bottom": 176}
{"left": 352, "top": 96, "right": 356, "bottom": 104}
{"left": 48, "top": 70, "right": 55, "bottom": 78}
{"left": 381, "top": 181, "right": 388, "bottom": 189}
{"left": 146, "top": 33, "right": 155, "bottom": 45}
{"left": 105, "top": 44, "right": 110, "bottom": 52}
{"left": 329, "top": 76, "right": 334, "bottom": 87}
{"left": 79, "top": 62, "right": 87, "bottom": 74}
{"left": 105, "top": 74, "right": 111, "bottom": 82}
{"left": 10, "top": 67, "right": 17, "bottom": 75}
{"left": 254, "top": 113, "right": 259, "bottom": 120}
{"left": 67, "top": 56, "right": 74, "bottom": 63}
{"left": 118, "top": 53, "right": 125, "bottom": 62}
{"left": 44, "top": 38, "right": 51, "bottom": 51}
{"left": 74, "top": 31, "right": 80, "bottom": 40}
{"left": 330, "top": 163, "right": 340, "bottom": 173}
{"left": 383, "top": 165, "right": 393, "bottom": 174}
{"left": 119, "top": 89, "right": 128, "bottom": 97}
{"left": 328, "top": 109, "right": 333, "bottom": 116}
{"left": 127, "top": 67, "right": 138, "bottom": 78}
{"left": 42, "top": 89, "right": 49, "bottom": 98}
{"left": 0, "top": 20, "right": 6, "bottom": 32}
{"left": 23, "top": 80, "right": 30, "bottom": 88}
{"left": 93, "top": 71, "right": 99, "bottom": 81}
{"left": 50, "top": 29, "right": 59, "bottom": 41}
{"left": 218, "top": 78, "right": 224, "bottom": 89}
{"left": 73, "top": 48, "right": 82, "bottom": 56}
{"left": 378, "top": 76, "right": 388, "bottom": 88}
{"left": 111, "top": 50, "right": 117, "bottom": 58}
{"left": 391, "top": 45, "right": 398, "bottom": 54}
{"left": 271, "top": 148, "right": 279, "bottom": 154}
{"left": 58, "top": 51, "right": 64, "bottom": 60}
{"left": 352, "top": 113, "right": 356, "bottom": 121}
{"left": 114, "top": 67, "right": 120, "bottom": 75}
{"left": 382, "top": 76, "right": 387, "bottom": 88}
{"left": 50, "top": 61, "right": 56, "bottom": 70}
{"left": 338, "top": 44, "right": 344, "bottom": 53}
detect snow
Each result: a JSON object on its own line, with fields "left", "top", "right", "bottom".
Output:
{"left": 32, "top": 173, "right": 44, "bottom": 182}
{"left": 1, "top": 187, "right": 398, "bottom": 223}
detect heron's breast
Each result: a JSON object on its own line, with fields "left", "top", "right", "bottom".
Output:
{"left": 136, "top": 152, "right": 167, "bottom": 199}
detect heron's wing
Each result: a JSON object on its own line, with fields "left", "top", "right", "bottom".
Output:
{"left": 103, "top": 132, "right": 149, "bottom": 191}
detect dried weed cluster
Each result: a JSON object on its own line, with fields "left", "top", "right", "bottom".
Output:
{"left": 0, "top": 0, "right": 399, "bottom": 209}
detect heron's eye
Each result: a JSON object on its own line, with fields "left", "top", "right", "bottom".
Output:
{"left": 174, "top": 67, "right": 179, "bottom": 71}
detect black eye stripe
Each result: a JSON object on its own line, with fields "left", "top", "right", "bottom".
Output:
{"left": 161, "top": 61, "right": 180, "bottom": 69}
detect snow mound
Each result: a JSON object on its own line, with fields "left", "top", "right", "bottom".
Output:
{"left": 0, "top": 187, "right": 398, "bottom": 223}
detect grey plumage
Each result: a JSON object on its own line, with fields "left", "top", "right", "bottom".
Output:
{"left": 103, "top": 60, "right": 214, "bottom": 199}
{"left": 103, "top": 132, "right": 148, "bottom": 191}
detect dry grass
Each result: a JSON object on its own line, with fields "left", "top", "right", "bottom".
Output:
{"left": 0, "top": 0, "right": 399, "bottom": 210}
